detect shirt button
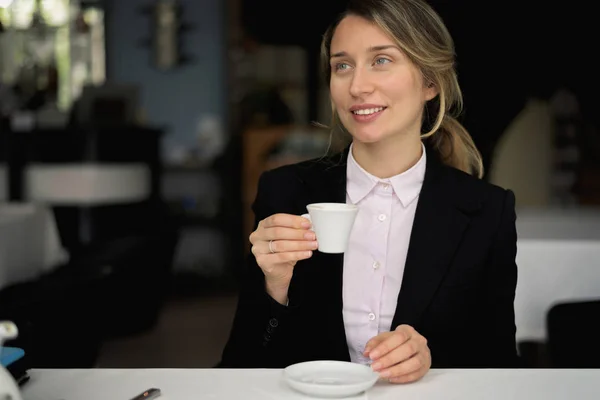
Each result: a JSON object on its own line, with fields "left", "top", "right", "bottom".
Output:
{"left": 382, "top": 183, "right": 390, "bottom": 190}
{"left": 368, "top": 312, "right": 376, "bottom": 321}
{"left": 372, "top": 261, "right": 380, "bottom": 269}
{"left": 378, "top": 214, "right": 386, "bottom": 222}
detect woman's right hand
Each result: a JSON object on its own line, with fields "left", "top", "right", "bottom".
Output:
{"left": 249, "top": 213, "right": 318, "bottom": 304}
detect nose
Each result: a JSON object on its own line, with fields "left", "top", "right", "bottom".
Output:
{"left": 349, "top": 68, "right": 375, "bottom": 98}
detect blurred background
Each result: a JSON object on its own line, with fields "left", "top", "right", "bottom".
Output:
{"left": 0, "top": 0, "right": 598, "bottom": 370}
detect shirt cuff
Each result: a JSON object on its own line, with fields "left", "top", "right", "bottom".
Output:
{"left": 264, "top": 291, "right": 294, "bottom": 316}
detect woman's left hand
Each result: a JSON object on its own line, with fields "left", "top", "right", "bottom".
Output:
{"left": 364, "top": 324, "right": 431, "bottom": 384}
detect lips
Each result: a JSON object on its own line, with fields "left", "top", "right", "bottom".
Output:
{"left": 351, "top": 106, "right": 386, "bottom": 116}
{"left": 349, "top": 106, "right": 387, "bottom": 123}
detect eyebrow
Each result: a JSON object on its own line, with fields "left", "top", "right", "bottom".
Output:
{"left": 330, "top": 45, "right": 400, "bottom": 58}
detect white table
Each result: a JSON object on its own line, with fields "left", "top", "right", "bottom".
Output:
{"left": 514, "top": 208, "right": 600, "bottom": 343}
{"left": 24, "top": 163, "right": 151, "bottom": 244}
{"left": 515, "top": 239, "right": 600, "bottom": 342}
{"left": 24, "top": 164, "right": 150, "bottom": 205}
{"left": 21, "top": 368, "right": 600, "bottom": 400}
{"left": 0, "top": 204, "right": 68, "bottom": 291}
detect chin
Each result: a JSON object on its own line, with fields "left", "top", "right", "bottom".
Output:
{"left": 348, "top": 128, "right": 386, "bottom": 144}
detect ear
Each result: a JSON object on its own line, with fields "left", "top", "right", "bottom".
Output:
{"left": 423, "top": 81, "right": 438, "bottom": 101}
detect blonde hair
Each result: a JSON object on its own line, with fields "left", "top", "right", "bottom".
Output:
{"left": 320, "top": 0, "right": 484, "bottom": 178}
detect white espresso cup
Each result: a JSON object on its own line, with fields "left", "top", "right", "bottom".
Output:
{"left": 303, "top": 203, "right": 359, "bottom": 254}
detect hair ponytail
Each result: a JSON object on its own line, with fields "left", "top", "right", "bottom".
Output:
{"left": 423, "top": 115, "right": 484, "bottom": 178}
{"left": 420, "top": 77, "right": 484, "bottom": 178}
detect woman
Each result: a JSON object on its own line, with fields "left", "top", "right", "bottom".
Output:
{"left": 220, "top": 0, "right": 519, "bottom": 383}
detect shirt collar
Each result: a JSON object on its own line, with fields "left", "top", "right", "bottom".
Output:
{"left": 346, "top": 142, "right": 427, "bottom": 207}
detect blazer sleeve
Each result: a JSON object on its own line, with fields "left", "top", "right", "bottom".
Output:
{"left": 481, "top": 188, "right": 520, "bottom": 367}
{"left": 218, "top": 171, "right": 300, "bottom": 368}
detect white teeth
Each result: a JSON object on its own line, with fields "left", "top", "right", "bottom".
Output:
{"left": 352, "top": 107, "right": 384, "bottom": 115}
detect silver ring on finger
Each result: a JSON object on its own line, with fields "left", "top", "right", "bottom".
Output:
{"left": 268, "top": 240, "right": 276, "bottom": 254}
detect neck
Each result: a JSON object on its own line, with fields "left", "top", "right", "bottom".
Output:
{"left": 351, "top": 135, "right": 423, "bottom": 179}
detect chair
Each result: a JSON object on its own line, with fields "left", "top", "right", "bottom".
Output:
{"left": 546, "top": 300, "right": 600, "bottom": 368}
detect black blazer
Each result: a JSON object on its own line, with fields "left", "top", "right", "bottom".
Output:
{"left": 220, "top": 147, "right": 519, "bottom": 368}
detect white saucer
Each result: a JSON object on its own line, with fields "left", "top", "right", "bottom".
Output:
{"left": 283, "top": 360, "right": 379, "bottom": 398}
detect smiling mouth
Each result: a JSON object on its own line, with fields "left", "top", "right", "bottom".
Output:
{"left": 351, "top": 107, "right": 387, "bottom": 115}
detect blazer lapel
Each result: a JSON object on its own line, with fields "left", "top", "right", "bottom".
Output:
{"left": 295, "top": 150, "right": 348, "bottom": 208}
{"left": 391, "top": 153, "right": 479, "bottom": 329}
{"left": 294, "top": 149, "right": 350, "bottom": 360}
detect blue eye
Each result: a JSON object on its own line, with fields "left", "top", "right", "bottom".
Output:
{"left": 375, "top": 57, "right": 391, "bottom": 65}
{"left": 335, "top": 63, "right": 350, "bottom": 71}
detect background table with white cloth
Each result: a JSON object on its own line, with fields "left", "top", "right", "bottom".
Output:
{"left": 0, "top": 203, "right": 68, "bottom": 291}
{"left": 514, "top": 208, "right": 600, "bottom": 343}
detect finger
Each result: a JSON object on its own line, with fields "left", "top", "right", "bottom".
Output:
{"left": 388, "top": 351, "right": 430, "bottom": 383}
{"left": 250, "top": 226, "right": 314, "bottom": 245}
{"left": 263, "top": 239, "right": 318, "bottom": 254}
{"left": 371, "top": 338, "right": 419, "bottom": 371}
{"left": 263, "top": 214, "right": 312, "bottom": 229}
{"left": 377, "top": 353, "right": 426, "bottom": 378}
{"left": 388, "top": 365, "right": 429, "bottom": 384}
{"left": 368, "top": 329, "right": 411, "bottom": 360}
{"left": 364, "top": 332, "right": 393, "bottom": 357}
{"left": 260, "top": 226, "right": 316, "bottom": 242}
{"left": 256, "top": 251, "right": 313, "bottom": 268}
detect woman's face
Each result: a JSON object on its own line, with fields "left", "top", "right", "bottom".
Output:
{"left": 329, "top": 15, "right": 437, "bottom": 146}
